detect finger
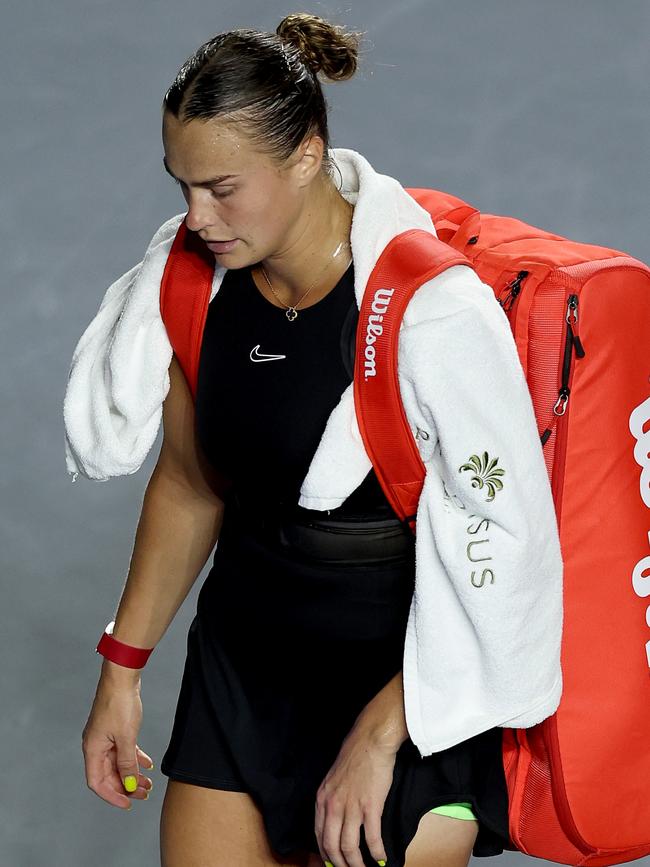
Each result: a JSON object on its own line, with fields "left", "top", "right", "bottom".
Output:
{"left": 105, "top": 759, "right": 151, "bottom": 802}
{"left": 114, "top": 734, "right": 141, "bottom": 794}
{"left": 321, "top": 798, "right": 347, "bottom": 867}
{"left": 95, "top": 774, "right": 136, "bottom": 809}
{"left": 314, "top": 806, "right": 331, "bottom": 864}
{"left": 314, "top": 794, "right": 325, "bottom": 839}
{"left": 135, "top": 744, "right": 155, "bottom": 770}
{"left": 339, "top": 807, "right": 365, "bottom": 867}
{"left": 134, "top": 745, "right": 153, "bottom": 791}
{"left": 133, "top": 764, "right": 153, "bottom": 792}
{"left": 104, "top": 745, "right": 152, "bottom": 796}
{"left": 314, "top": 788, "right": 327, "bottom": 860}
{"left": 362, "top": 805, "right": 388, "bottom": 866}
{"left": 84, "top": 747, "right": 135, "bottom": 810}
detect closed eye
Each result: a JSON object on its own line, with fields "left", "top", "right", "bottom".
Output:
{"left": 171, "top": 177, "right": 233, "bottom": 199}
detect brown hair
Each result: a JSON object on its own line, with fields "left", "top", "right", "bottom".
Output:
{"left": 162, "top": 12, "right": 366, "bottom": 181}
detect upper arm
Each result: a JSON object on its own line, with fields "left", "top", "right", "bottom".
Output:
{"left": 156, "top": 353, "right": 225, "bottom": 503}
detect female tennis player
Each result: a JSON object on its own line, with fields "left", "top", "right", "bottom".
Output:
{"left": 77, "top": 12, "right": 563, "bottom": 867}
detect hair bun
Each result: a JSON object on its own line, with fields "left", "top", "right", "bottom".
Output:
{"left": 276, "top": 12, "right": 363, "bottom": 81}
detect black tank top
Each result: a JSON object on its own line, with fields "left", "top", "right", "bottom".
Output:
{"left": 194, "top": 260, "right": 393, "bottom": 518}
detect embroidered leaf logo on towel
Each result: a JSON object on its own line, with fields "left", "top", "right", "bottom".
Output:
{"left": 458, "top": 452, "right": 505, "bottom": 502}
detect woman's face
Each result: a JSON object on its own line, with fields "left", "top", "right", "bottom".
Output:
{"left": 161, "top": 111, "right": 320, "bottom": 266}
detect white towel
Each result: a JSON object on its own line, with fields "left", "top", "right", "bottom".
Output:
{"left": 64, "top": 214, "right": 180, "bottom": 480}
{"left": 396, "top": 271, "right": 563, "bottom": 752}
{"left": 63, "top": 147, "right": 563, "bottom": 755}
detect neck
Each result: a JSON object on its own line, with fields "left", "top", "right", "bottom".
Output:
{"left": 255, "top": 177, "right": 354, "bottom": 307}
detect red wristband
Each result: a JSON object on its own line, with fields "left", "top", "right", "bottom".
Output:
{"left": 95, "top": 621, "right": 155, "bottom": 669}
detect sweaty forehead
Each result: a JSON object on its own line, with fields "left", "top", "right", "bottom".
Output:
{"left": 162, "top": 116, "right": 262, "bottom": 181}
{"left": 163, "top": 112, "right": 250, "bottom": 154}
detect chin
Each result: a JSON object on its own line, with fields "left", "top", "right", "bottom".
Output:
{"left": 214, "top": 252, "right": 253, "bottom": 270}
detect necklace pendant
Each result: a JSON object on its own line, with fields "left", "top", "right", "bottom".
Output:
{"left": 285, "top": 307, "right": 298, "bottom": 321}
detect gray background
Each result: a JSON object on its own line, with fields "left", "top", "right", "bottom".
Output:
{"left": 3, "top": 0, "right": 648, "bottom": 863}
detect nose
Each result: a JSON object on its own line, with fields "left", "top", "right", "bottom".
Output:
{"left": 184, "top": 191, "right": 217, "bottom": 235}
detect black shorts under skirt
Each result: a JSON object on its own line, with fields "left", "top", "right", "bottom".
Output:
{"left": 160, "top": 503, "right": 512, "bottom": 865}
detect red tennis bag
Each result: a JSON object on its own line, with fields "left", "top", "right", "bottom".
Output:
{"left": 159, "top": 192, "right": 650, "bottom": 865}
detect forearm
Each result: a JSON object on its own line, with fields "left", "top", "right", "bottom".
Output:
{"left": 354, "top": 668, "right": 410, "bottom": 752}
{"left": 100, "top": 464, "right": 225, "bottom": 684}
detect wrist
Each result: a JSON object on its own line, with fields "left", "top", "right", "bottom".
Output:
{"left": 360, "top": 712, "right": 409, "bottom": 753}
{"left": 355, "top": 700, "right": 409, "bottom": 754}
{"left": 355, "top": 670, "right": 410, "bottom": 753}
{"left": 95, "top": 619, "right": 155, "bottom": 671}
{"left": 100, "top": 657, "right": 142, "bottom": 686}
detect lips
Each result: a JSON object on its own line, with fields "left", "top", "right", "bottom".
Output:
{"left": 206, "top": 239, "right": 239, "bottom": 253}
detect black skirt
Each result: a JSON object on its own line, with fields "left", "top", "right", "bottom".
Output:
{"left": 160, "top": 497, "right": 512, "bottom": 865}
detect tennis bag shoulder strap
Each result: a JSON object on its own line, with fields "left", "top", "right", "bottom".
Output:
{"left": 360, "top": 187, "right": 650, "bottom": 866}
{"left": 159, "top": 218, "right": 214, "bottom": 401}
{"left": 352, "top": 228, "right": 472, "bottom": 533}
{"left": 158, "top": 218, "right": 234, "bottom": 497}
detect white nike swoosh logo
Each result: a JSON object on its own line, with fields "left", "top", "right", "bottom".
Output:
{"left": 249, "top": 344, "right": 287, "bottom": 363}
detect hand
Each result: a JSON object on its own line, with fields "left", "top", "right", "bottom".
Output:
{"left": 82, "top": 674, "right": 154, "bottom": 810}
{"left": 314, "top": 722, "right": 397, "bottom": 867}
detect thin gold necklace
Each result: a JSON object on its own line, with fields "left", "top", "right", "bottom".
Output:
{"left": 260, "top": 240, "right": 352, "bottom": 321}
{"left": 258, "top": 199, "right": 354, "bottom": 321}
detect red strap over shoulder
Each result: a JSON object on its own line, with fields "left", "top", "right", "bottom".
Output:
{"left": 159, "top": 219, "right": 233, "bottom": 498}
{"left": 353, "top": 229, "right": 472, "bottom": 534}
{"left": 159, "top": 218, "right": 215, "bottom": 400}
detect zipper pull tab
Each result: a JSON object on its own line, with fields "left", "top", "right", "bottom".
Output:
{"left": 553, "top": 386, "right": 570, "bottom": 416}
{"left": 566, "top": 294, "right": 585, "bottom": 357}
{"left": 498, "top": 270, "right": 529, "bottom": 311}
{"left": 541, "top": 292, "right": 584, "bottom": 448}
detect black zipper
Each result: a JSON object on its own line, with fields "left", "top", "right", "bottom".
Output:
{"left": 540, "top": 293, "right": 585, "bottom": 447}
{"left": 498, "top": 270, "right": 529, "bottom": 312}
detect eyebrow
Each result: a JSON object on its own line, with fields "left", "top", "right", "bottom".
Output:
{"left": 162, "top": 156, "right": 239, "bottom": 186}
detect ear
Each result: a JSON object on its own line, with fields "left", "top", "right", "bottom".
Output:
{"left": 289, "top": 132, "right": 325, "bottom": 188}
